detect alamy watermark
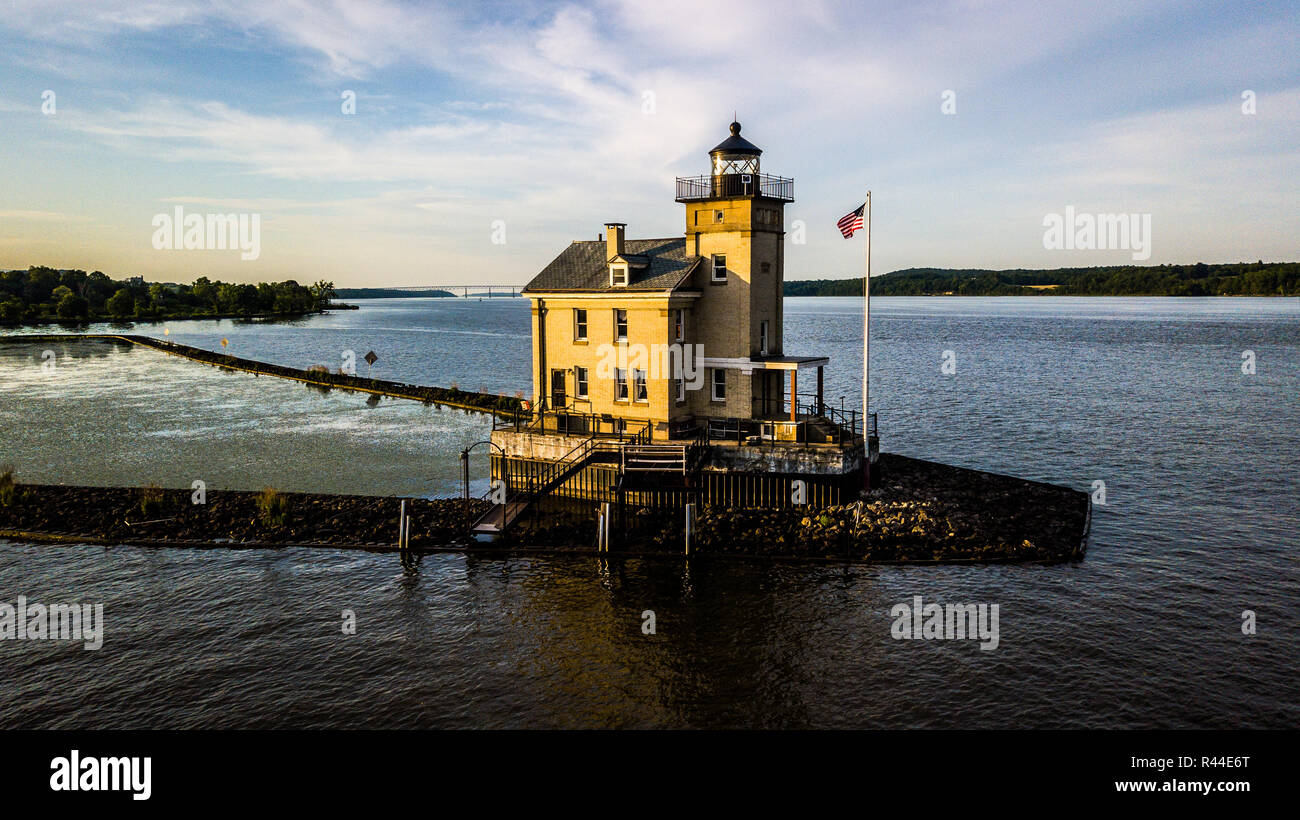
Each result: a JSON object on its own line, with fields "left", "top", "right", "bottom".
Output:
{"left": 0, "top": 596, "right": 103, "bottom": 650}
{"left": 891, "top": 595, "right": 999, "bottom": 650}
{"left": 595, "top": 342, "right": 706, "bottom": 389}
{"left": 50, "top": 750, "right": 150, "bottom": 800}
{"left": 151, "top": 206, "right": 261, "bottom": 260}
{"left": 1042, "top": 206, "right": 1151, "bottom": 261}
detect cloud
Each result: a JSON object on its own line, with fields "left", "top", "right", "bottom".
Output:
{"left": 1, "top": 0, "right": 1296, "bottom": 282}
{"left": 0, "top": 210, "right": 93, "bottom": 222}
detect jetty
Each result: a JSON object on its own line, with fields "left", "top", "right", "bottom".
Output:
{"left": 2, "top": 333, "right": 523, "bottom": 415}
{"left": 0, "top": 453, "right": 1089, "bottom": 563}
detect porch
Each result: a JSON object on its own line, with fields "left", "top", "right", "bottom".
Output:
{"left": 491, "top": 400, "right": 875, "bottom": 449}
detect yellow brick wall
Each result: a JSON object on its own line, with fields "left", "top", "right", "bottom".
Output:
{"left": 682, "top": 195, "right": 788, "bottom": 420}
{"left": 531, "top": 295, "right": 704, "bottom": 432}
{"left": 525, "top": 193, "right": 788, "bottom": 431}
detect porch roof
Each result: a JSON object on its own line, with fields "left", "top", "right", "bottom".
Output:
{"left": 706, "top": 355, "right": 830, "bottom": 372}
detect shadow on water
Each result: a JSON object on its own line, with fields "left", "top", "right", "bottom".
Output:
{"left": 431, "top": 549, "right": 839, "bottom": 727}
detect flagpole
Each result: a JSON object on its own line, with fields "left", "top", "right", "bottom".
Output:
{"left": 862, "top": 191, "right": 872, "bottom": 490}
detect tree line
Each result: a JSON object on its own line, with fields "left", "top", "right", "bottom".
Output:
{"left": 784, "top": 262, "right": 1300, "bottom": 297}
{"left": 0, "top": 266, "right": 338, "bottom": 325}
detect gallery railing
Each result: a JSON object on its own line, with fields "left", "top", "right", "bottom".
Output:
{"left": 674, "top": 173, "right": 795, "bottom": 202}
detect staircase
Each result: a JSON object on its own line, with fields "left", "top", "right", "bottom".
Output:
{"left": 470, "top": 435, "right": 602, "bottom": 537}
{"left": 804, "top": 415, "right": 842, "bottom": 444}
{"left": 470, "top": 426, "right": 701, "bottom": 537}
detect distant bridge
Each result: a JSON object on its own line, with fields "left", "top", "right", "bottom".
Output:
{"left": 384, "top": 285, "right": 524, "bottom": 298}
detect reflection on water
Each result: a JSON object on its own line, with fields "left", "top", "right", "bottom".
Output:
{"left": 1, "top": 297, "right": 1298, "bottom": 728}
{"left": 0, "top": 338, "right": 495, "bottom": 497}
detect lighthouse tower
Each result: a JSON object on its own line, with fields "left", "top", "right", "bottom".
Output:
{"left": 675, "top": 121, "right": 795, "bottom": 418}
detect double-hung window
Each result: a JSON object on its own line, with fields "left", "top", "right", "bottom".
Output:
{"left": 614, "top": 309, "right": 628, "bottom": 342}
{"left": 711, "top": 369, "right": 726, "bottom": 401}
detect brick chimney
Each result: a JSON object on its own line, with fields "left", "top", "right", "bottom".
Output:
{"left": 604, "top": 222, "right": 626, "bottom": 260}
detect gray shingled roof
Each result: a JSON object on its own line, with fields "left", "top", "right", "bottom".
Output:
{"left": 523, "top": 237, "right": 702, "bottom": 293}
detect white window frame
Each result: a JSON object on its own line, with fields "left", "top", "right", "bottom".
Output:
{"left": 615, "top": 368, "right": 629, "bottom": 401}
{"left": 760, "top": 320, "right": 769, "bottom": 355}
{"left": 614, "top": 308, "right": 628, "bottom": 342}
{"left": 574, "top": 365, "right": 588, "bottom": 399}
{"left": 711, "top": 369, "right": 726, "bottom": 402}
{"left": 711, "top": 254, "right": 727, "bottom": 282}
{"left": 573, "top": 308, "right": 587, "bottom": 341}
{"left": 672, "top": 308, "right": 684, "bottom": 342}
{"left": 675, "top": 377, "right": 685, "bottom": 403}
{"left": 610, "top": 264, "right": 628, "bottom": 287}
{"left": 633, "top": 369, "right": 648, "bottom": 403}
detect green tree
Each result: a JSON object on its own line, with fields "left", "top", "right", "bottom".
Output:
{"left": 191, "top": 276, "right": 215, "bottom": 312}
{"left": 56, "top": 293, "right": 89, "bottom": 319}
{"left": 0, "top": 299, "right": 24, "bottom": 323}
{"left": 310, "top": 280, "right": 336, "bottom": 308}
{"left": 105, "top": 288, "right": 134, "bottom": 317}
{"left": 24, "top": 267, "right": 59, "bottom": 304}
{"left": 84, "top": 271, "right": 114, "bottom": 309}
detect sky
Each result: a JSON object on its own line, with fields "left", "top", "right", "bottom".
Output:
{"left": 0, "top": 0, "right": 1297, "bottom": 287}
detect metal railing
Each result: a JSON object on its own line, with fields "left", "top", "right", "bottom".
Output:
{"left": 674, "top": 173, "right": 794, "bottom": 202}
{"left": 493, "top": 408, "right": 651, "bottom": 442}
{"left": 493, "top": 403, "right": 873, "bottom": 448}
{"left": 622, "top": 445, "right": 688, "bottom": 473}
{"left": 696, "top": 402, "right": 876, "bottom": 447}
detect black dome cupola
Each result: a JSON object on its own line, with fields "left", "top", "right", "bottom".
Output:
{"left": 709, "top": 120, "right": 762, "bottom": 176}
{"left": 675, "top": 119, "right": 792, "bottom": 203}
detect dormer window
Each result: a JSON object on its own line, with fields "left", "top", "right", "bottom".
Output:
{"left": 610, "top": 263, "right": 628, "bottom": 287}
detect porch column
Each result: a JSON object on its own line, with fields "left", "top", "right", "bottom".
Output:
{"left": 789, "top": 368, "right": 797, "bottom": 422}
{"left": 817, "top": 366, "right": 824, "bottom": 415}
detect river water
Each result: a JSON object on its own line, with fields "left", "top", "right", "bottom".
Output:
{"left": 1, "top": 296, "right": 1297, "bottom": 728}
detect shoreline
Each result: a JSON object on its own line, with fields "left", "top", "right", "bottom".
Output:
{"left": 0, "top": 455, "right": 1092, "bottom": 564}
{"left": 0, "top": 304, "right": 358, "bottom": 329}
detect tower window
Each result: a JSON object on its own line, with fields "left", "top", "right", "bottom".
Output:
{"left": 714, "top": 210, "right": 724, "bottom": 223}
{"left": 760, "top": 320, "right": 769, "bottom": 355}
{"left": 711, "top": 254, "right": 727, "bottom": 282}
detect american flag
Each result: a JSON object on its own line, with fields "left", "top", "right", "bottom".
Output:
{"left": 837, "top": 203, "right": 865, "bottom": 238}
